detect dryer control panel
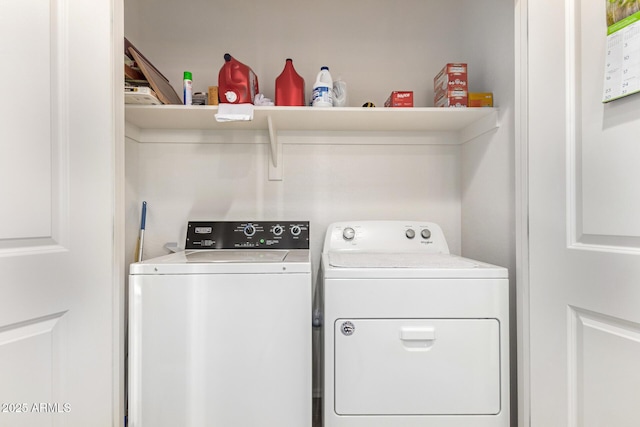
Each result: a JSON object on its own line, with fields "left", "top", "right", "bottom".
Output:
{"left": 185, "top": 221, "right": 310, "bottom": 249}
{"left": 324, "top": 221, "right": 449, "bottom": 254}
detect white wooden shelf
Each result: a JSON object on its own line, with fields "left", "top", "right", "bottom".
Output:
{"left": 125, "top": 104, "right": 499, "bottom": 180}
{"left": 125, "top": 104, "right": 497, "bottom": 136}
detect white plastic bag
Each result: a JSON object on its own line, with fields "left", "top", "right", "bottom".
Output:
{"left": 333, "top": 79, "right": 348, "bottom": 107}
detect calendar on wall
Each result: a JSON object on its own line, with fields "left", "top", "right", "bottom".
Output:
{"left": 603, "top": 3, "right": 640, "bottom": 102}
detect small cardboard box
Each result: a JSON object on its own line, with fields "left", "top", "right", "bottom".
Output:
{"left": 208, "top": 86, "right": 219, "bottom": 105}
{"left": 384, "top": 91, "right": 414, "bottom": 107}
{"left": 434, "top": 90, "right": 468, "bottom": 108}
{"left": 434, "top": 89, "right": 468, "bottom": 103}
{"left": 125, "top": 86, "right": 162, "bottom": 105}
{"left": 468, "top": 92, "right": 493, "bottom": 107}
{"left": 433, "top": 63, "right": 468, "bottom": 100}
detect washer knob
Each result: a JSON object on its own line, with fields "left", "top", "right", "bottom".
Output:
{"left": 272, "top": 225, "right": 284, "bottom": 236}
{"left": 421, "top": 229, "right": 432, "bottom": 239}
{"left": 243, "top": 224, "right": 256, "bottom": 237}
{"left": 290, "top": 225, "right": 302, "bottom": 236}
{"left": 342, "top": 227, "right": 355, "bottom": 241}
{"left": 405, "top": 228, "right": 416, "bottom": 239}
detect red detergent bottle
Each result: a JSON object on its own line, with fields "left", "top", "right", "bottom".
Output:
{"left": 218, "top": 53, "right": 259, "bottom": 104}
{"left": 275, "top": 58, "right": 305, "bottom": 106}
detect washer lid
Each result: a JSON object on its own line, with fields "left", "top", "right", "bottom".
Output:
{"left": 130, "top": 249, "right": 311, "bottom": 275}
{"left": 186, "top": 250, "right": 288, "bottom": 263}
{"left": 329, "top": 252, "right": 479, "bottom": 269}
{"left": 322, "top": 252, "right": 507, "bottom": 279}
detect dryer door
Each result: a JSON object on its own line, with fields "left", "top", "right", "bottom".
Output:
{"left": 334, "top": 318, "right": 501, "bottom": 415}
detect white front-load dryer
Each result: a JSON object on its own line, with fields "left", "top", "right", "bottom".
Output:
{"left": 320, "top": 221, "right": 509, "bottom": 427}
{"left": 128, "top": 221, "right": 312, "bottom": 427}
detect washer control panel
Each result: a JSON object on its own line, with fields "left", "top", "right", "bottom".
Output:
{"left": 186, "top": 221, "right": 310, "bottom": 249}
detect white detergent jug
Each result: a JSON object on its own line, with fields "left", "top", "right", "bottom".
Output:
{"left": 312, "top": 66, "right": 333, "bottom": 107}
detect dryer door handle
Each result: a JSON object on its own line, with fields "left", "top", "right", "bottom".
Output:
{"left": 400, "top": 327, "right": 436, "bottom": 341}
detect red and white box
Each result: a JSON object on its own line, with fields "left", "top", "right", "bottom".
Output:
{"left": 434, "top": 90, "right": 468, "bottom": 108}
{"left": 433, "top": 63, "right": 467, "bottom": 102}
{"left": 384, "top": 91, "right": 413, "bottom": 107}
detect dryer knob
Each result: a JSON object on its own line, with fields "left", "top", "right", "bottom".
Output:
{"left": 290, "top": 225, "right": 302, "bottom": 236}
{"left": 405, "top": 228, "right": 416, "bottom": 239}
{"left": 342, "top": 227, "right": 355, "bottom": 241}
{"left": 421, "top": 229, "right": 432, "bottom": 239}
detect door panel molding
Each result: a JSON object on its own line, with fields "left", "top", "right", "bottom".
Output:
{"left": 0, "top": 0, "right": 69, "bottom": 257}
{"left": 565, "top": 0, "right": 640, "bottom": 253}
{"left": 0, "top": 311, "right": 67, "bottom": 405}
{"left": 0, "top": 311, "right": 66, "bottom": 346}
{"left": 565, "top": 0, "right": 583, "bottom": 250}
{"left": 569, "top": 306, "right": 640, "bottom": 427}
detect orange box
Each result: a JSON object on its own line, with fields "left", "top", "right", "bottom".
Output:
{"left": 468, "top": 92, "right": 493, "bottom": 107}
{"left": 208, "top": 86, "right": 219, "bottom": 105}
{"left": 384, "top": 91, "right": 413, "bottom": 107}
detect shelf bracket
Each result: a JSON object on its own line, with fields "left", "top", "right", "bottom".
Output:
{"left": 267, "top": 115, "right": 283, "bottom": 181}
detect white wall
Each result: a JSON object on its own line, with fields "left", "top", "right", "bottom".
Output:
{"left": 125, "top": 137, "right": 141, "bottom": 269}
{"left": 134, "top": 140, "right": 462, "bottom": 274}
{"left": 459, "top": 1, "right": 516, "bottom": 425}
{"left": 460, "top": 0, "right": 515, "bottom": 269}
{"left": 123, "top": 0, "right": 141, "bottom": 45}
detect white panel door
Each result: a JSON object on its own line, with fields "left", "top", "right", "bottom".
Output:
{"left": 0, "top": 0, "right": 121, "bottom": 426}
{"left": 524, "top": 0, "right": 640, "bottom": 425}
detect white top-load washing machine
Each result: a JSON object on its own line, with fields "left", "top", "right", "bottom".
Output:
{"left": 128, "top": 221, "right": 312, "bottom": 427}
{"left": 320, "top": 221, "right": 509, "bottom": 427}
